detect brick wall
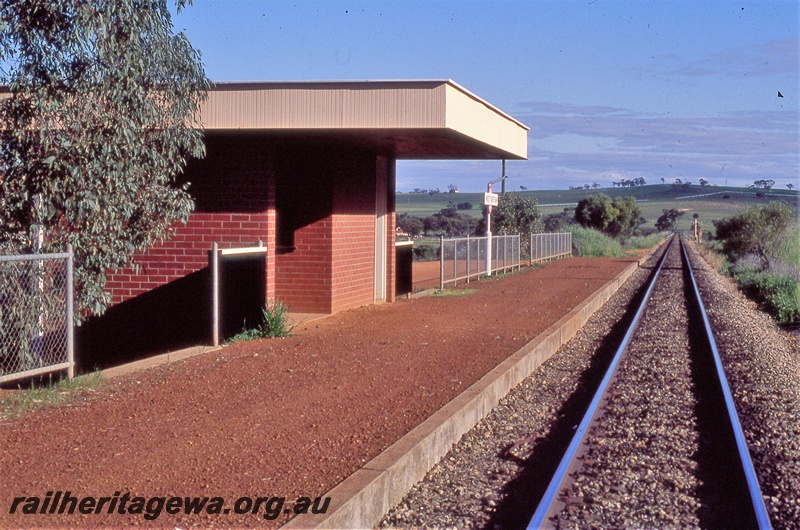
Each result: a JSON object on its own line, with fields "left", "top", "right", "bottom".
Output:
{"left": 105, "top": 134, "right": 276, "bottom": 307}
{"left": 103, "top": 137, "right": 397, "bottom": 317}
{"left": 328, "top": 150, "right": 379, "bottom": 313}
{"left": 274, "top": 217, "right": 333, "bottom": 313}
{"left": 106, "top": 212, "right": 272, "bottom": 306}
{"left": 330, "top": 215, "right": 375, "bottom": 313}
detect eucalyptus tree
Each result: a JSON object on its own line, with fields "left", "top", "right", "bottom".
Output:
{"left": 655, "top": 209, "right": 685, "bottom": 232}
{"left": 714, "top": 202, "right": 795, "bottom": 269}
{"left": 575, "top": 193, "right": 643, "bottom": 238}
{"left": 0, "top": 0, "right": 209, "bottom": 317}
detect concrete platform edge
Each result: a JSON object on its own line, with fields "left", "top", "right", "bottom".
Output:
{"left": 283, "top": 252, "right": 656, "bottom": 530}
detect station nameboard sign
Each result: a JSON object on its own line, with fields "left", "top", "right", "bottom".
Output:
{"left": 484, "top": 192, "right": 499, "bottom": 206}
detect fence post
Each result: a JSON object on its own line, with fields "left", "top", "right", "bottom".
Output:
{"left": 66, "top": 244, "right": 74, "bottom": 379}
{"left": 211, "top": 242, "right": 219, "bottom": 347}
{"left": 486, "top": 233, "right": 493, "bottom": 277}
{"left": 477, "top": 236, "right": 482, "bottom": 278}
{"left": 439, "top": 236, "right": 444, "bottom": 291}
{"left": 466, "top": 235, "right": 470, "bottom": 284}
{"left": 453, "top": 238, "right": 458, "bottom": 283}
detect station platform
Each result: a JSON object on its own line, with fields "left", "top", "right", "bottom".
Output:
{"left": 0, "top": 253, "right": 654, "bottom": 529}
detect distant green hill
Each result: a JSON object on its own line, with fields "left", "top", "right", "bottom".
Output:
{"left": 397, "top": 184, "right": 799, "bottom": 235}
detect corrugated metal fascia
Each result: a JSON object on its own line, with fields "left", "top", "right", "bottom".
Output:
{"left": 201, "top": 83, "right": 447, "bottom": 130}
{"left": 208, "top": 79, "right": 449, "bottom": 92}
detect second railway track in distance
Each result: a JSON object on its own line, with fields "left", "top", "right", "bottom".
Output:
{"left": 528, "top": 235, "right": 771, "bottom": 529}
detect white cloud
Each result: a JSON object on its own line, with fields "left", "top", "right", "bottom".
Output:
{"left": 399, "top": 100, "right": 799, "bottom": 191}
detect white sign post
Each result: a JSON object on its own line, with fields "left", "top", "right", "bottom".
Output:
{"left": 484, "top": 174, "right": 507, "bottom": 276}
{"left": 485, "top": 190, "right": 499, "bottom": 276}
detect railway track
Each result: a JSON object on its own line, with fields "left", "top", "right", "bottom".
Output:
{"left": 527, "top": 235, "right": 771, "bottom": 529}
{"left": 382, "top": 234, "right": 799, "bottom": 529}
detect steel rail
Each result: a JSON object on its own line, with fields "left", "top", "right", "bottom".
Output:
{"left": 526, "top": 236, "right": 773, "bottom": 529}
{"left": 681, "top": 238, "right": 772, "bottom": 529}
{"left": 526, "top": 236, "right": 673, "bottom": 529}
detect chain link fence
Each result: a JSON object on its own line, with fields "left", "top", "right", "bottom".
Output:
{"left": 530, "top": 232, "right": 572, "bottom": 264}
{"left": 0, "top": 247, "right": 74, "bottom": 384}
{"left": 440, "top": 234, "right": 520, "bottom": 288}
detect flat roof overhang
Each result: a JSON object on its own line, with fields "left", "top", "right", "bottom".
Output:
{"left": 200, "top": 80, "right": 528, "bottom": 160}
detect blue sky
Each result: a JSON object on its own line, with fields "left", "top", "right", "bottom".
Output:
{"left": 173, "top": 0, "right": 799, "bottom": 192}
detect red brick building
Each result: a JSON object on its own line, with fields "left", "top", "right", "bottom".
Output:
{"left": 82, "top": 80, "right": 528, "bottom": 365}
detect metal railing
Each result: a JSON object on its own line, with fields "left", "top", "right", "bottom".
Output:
{"left": 0, "top": 247, "right": 74, "bottom": 383}
{"left": 440, "top": 234, "right": 520, "bottom": 289}
{"left": 210, "top": 241, "right": 267, "bottom": 347}
{"left": 530, "top": 232, "right": 572, "bottom": 264}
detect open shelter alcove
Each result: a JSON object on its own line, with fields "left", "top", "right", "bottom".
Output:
{"left": 79, "top": 79, "right": 528, "bottom": 368}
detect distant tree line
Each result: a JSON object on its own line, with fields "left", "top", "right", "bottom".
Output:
{"left": 397, "top": 194, "right": 544, "bottom": 243}
{"left": 407, "top": 187, "right": 442, "bottom": 195}
{"left": 612, "top": 177, "right": 646, "bottom": 188}
{"left": 406, "top": 178, "right": 796, "bottom": 196}
{"left": 752, "top": 179, "right": 775, "bottom": 190}
{"left": 569, "top": 183, "right": 603, "bottom": 190}
{"left": 399, "top": 191, "right": 652, "bottom": 241}
{"left": 396, "top": 201, "right": 478, "bottom": 238}
{"left": 672, "top": 179, "right": 693, "bottom": 193}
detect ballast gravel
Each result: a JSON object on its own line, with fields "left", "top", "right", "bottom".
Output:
{"left": 685, "top": 242, "right": 800, "bottom": 529}
{"left": 380, "top": 249, "right": 665, "bottom": 529}
{"left": 381, "top": 241, "right": 800, "bottom": 530}
{"left": 556, "top": 239, "right": 752, "bottom": 528}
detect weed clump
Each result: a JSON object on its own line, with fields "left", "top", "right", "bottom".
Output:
{"left": 0, "top": 371, "right": 104, "bottom": 418}
{"left": 569, "top": 226, "right": 624, "bottom": 257}
{"left": 624, "top": 233, "right": 664, "bottom": 250}
{"left": 431, "top": 288, "right": 477, "bottom": 297}
{"left": 228, "top": 300, "right": 294, "bottom": 342}
{"left": 733, "top": 269, "right": 799, "bottom": 324}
